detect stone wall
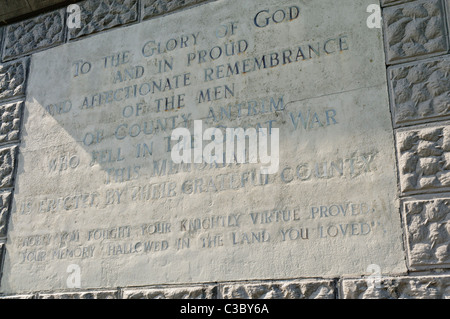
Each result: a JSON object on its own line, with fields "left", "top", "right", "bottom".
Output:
{"left": 0, "top": 0, "right": 449, "bottom": 299}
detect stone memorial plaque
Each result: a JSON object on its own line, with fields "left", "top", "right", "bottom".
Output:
{"left": 1, "top": 0, "right": 407, "bottom": 293}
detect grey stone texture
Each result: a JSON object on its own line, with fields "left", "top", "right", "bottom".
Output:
{"left": 381, "top": 1, "right": 414, "bottom": 8}
{"left": 383, "top": 0, "right": 448, "bottom": 64}
{"left": 142, "top": 0, "right": 208, "bottom": 20}
{"left": 220, "top": 280, "right": 335, "bottom": 299}
{"left": 0, "top": 243, "right": 3, "bottom": 278}
{"left": 0, "top": 0, "right": 68, "bottom": 23}
{"left": 0, "top": 27, "right": 3, "bottom": 59}
{"left": 2, "top": 10, "right": 65, "bottom": 61}
{"left": 0, "top": 191, "right": 11, "bottom": 238}
{"left": 389, "top": 56, "right": 450, "bottom": 126}
{"left": 403, "top": 197, "right": 450, "bottom": 268}
{"left": 0, "top": 293, "right": 34, "bottom": 299}
{"left": 0, "top": 145, "right": 17, "bottom": 189}
{"left": 0, "top": 101, "right": 23, "bottom": 144}
{"left": 0, "top": 0, "right": 30, "bottom": 24}
{"left": 68, "top": 0, "right": 139, "bottom": 40}
{"left": 397, "top": 125, "right": 450, "bottom": 193}
{"left": 123, "top": 285, "right": 217, "bottom": 299}
{"left": 342, "top": 275, "right": 450, "bottom": 298}
{"left": 0, "top": 59, "right": 27, "bottom": 102}
{"left": 448, "top": 0, "right": 450, "bottom": 44}
{"left": 27, "top": 0, "right": 69, "bottom": 11}
{"left": 38, "top": 290, "right": 118, "bottom": 299}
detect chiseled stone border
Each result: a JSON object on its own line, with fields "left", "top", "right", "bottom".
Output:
{"left": 387, "top": 56, "right": 450, "bottom": 127}
{"left": 38, "top": 290, "right": 118, "bottom": 299}
{"left": 0, "top": 59, "right": 28, "bottom": 102}
{"left": 341, "top": 274, "right": 450, "bottom": 298}
{"left": 141, "top": 0, "right": 209, "bottom": 21}
{"left": 0, "top": 27, "right": 3, "bottom": 59}
{"left": 1, "top": 275, "right": 450, "bottom": 299}
{"left": 401, "top": 195, "right": 450, "bottom": 270}
{"left": 68, "top": 0, "right": 139, "bottom": 41}
{"left": 123, "top": 284, "right": 217, "bottom": 299}
{"left": 382, "top": 0, "right": 449, "bottom": 65}
{"left": 0, "top": 101, "right": 24, "bottom": 144}
{"left": 0, "top": 145, "right": 18, "bottom": 190}
{"left": 219, "top": 279, "right": 336, "bottom": 299}
{"left": 0, "top": 0, "right": 449, "bottom": 298}
{"left": 2, "top": 9, "right": 66, "bottom": 62}
{"left": 0, "top": 191, "right": 12, "bottom": 238}
{"left": 396, "top": 122, "right": 450, "bottom": 195}
{"left": 0, "top": 278, "right": 336, "bottom": 299}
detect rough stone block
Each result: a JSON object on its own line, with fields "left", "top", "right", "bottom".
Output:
{"left": 142, "top": 0, "right": 208, "bottom": 20}
{"left": 0, "top": 59, "right": 27, "bottom": 102}
{"left": 388, "top": 56, "right": 450, "bottom": 126}
{"left": 122, "top": 285, "right": 217, "bottom": 299}
{"left": 383, "top": 0, "right": 448, "bottom": 64}
{"left": 220, "top": 280, "right": 335, "bottom": 299}
{"left": 0, "top": 145, "right": 16, "bottom": 189}
{"left": 342, "top": 275, "right": 450, "bottom": 298}
{"left": 397, "top": 125, "right": 450, "bottom": 193}
{"left": 38, "top": 290, "right": 118, "bottom": 299}
{"left": 0, "top": 101, "right": 23, "bottom": 144}
{"left": 68, "top": 0, "right": 138, "bottom": 40}
{"left": 2, "top": 10, "right": 65, "bottom": 61}
{"left": 403, "top": 197, "right": 450, "bottom": 268}
{"left": 0, "top": 191, "right": 12, "bottom": 238}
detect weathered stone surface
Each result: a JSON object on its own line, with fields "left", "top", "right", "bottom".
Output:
{"left": 0, "top": 294, "right": 35, "bottom": 299}
{"left": 221, "top": 280, "right": 335, "bottom": 299}
{"left": 383, "top": 0, "right": 448, "bottom": 64}
{"left": 0, "top": 191, "right": 12, "bottom": 238}
{"left": 389, "top": 56, "right": 450, "bottom": 126}
{"left": 397, "top": 125, "right": 450, "bottom": 193}
{"left": 0, "top": 59, "right": 27, "bottom": 102}
{"left": 68, "top": 0, "right": 139, "bottom": 40}
{"left": 2, "top": 10, "right": 65, "bottom": 61}
{"left": 0, "top": 243, "right": 4, "bottom": 281}
{"left": 2, "top": 0, "right": 407, "bottom": 294}
{"left": 447, "top": 0, "right": 450, "bottom": 45}
{"left": 0, "top": 101, "right": 23, "bottom": 144}
{"left": 342, "top": 275, "right": 450, "bottom": 298}
{"left": 38, "top": 290, "right": 118, "bottom": 299}
{"left": 0, "top": 27, "right": 3, "bottom": 59}
{"left": 142, "top": 0, "right": 208, "bottom": 20}
{"left": 403, "top": 197, "right": 450, "bottom": 268}
{"left": 0, "top": 145, "right": 16, "bottom": 189}
{"left": 123, "top": 285, "right": 216, "bottom": 299}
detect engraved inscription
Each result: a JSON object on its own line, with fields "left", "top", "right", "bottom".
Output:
{"left": 1, "top": 0, "right": 405, "bottom": 293}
